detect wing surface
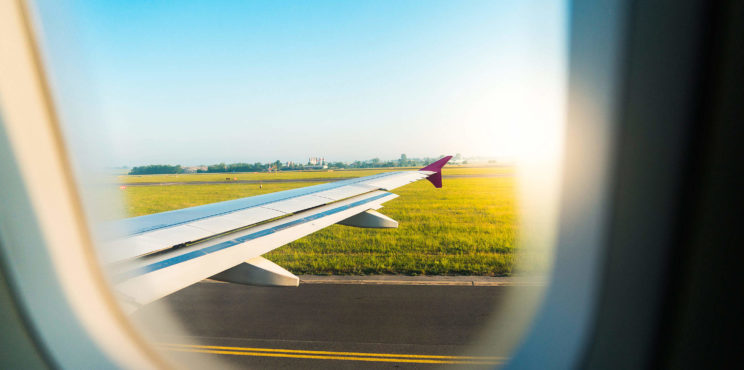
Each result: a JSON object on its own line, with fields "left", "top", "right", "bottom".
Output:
{"left": 102, "top": 171, "right": 431, "bottom": 263}
{"left": 102, "top": 156, "right": 452, "bottom": 311}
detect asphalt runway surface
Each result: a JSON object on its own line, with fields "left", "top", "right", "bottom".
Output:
{"left": 120, "top": 174, "right": 513, "bottom": 187}
{"left": 133, "top": 281, "right": 535, "bottom": 369}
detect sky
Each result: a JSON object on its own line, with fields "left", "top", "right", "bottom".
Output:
{"left": 34, "top": 0, "right": 566, "bottom": 167}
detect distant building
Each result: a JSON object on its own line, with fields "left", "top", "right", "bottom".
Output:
{"left": 308, "top": 157, "right": 325, "bottom": 166}
{"left": 307, "top": 156, "right": 326, "bottom": 168}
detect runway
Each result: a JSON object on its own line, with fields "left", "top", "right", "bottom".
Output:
{"left": 133, "top": 280, "right": 537, "bottom": 368}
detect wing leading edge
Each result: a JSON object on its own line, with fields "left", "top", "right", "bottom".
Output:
{"left": 104, "top": 156, "right": 451, "bottom": 311}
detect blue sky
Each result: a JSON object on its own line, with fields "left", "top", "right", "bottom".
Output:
{"left": 35, "top": 0, "right": 566, "bottom": 166}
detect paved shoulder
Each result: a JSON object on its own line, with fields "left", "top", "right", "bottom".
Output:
{"left": 298, "top": 274, "right": 546, "bottom": 286}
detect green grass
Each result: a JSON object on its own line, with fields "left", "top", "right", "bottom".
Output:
{"left": 120, "top": 167, "right": 520, "bottom": 275}
{"left": 266, "top": 176, "right": 518, "bottom": 276}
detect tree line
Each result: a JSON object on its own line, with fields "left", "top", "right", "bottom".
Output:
{"left": 128, "top": 154, "right": 455, "bottom": 175}
{"left": 128, "top": 164, "right": 184, "bottom": 175}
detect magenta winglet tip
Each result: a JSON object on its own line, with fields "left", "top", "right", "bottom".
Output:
{"left": 418, "top": 156, "right": 452, "bottom": 188}
{"left": 419, "top": 155, "right": 453, "bottom": 172}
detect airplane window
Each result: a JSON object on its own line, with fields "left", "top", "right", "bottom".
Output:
{"left": 25, "top": 0, "right": 566, "bottom": 367}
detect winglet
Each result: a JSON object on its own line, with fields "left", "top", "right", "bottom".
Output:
{"left": 418, "top": 155, "right": 452, "bottom": 188}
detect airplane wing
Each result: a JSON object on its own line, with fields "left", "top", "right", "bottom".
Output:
{"left": 102, "top": 156, "right": 452, "bottom": 312}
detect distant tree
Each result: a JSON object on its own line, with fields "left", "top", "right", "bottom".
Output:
{"left": 207, "top": 163, "right": 227, "bottom": 172}
{"left": 227, "top": 162, "right": 261, "bottom": 172}
{"left": 128, "top": 164, "right": 184, "bottom": 175}
{"left": 398, "top": 153, "right": 409, "bottom": 167}
{"left": 130, "top": 155, "right": 452, "bottom": 175}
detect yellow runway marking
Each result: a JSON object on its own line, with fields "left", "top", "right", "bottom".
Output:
{"left": 158, "top": 343, "right": 504, "bottom": 365}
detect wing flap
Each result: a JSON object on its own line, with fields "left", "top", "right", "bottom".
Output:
{"left": 258, "top": 193, "right": 330, "bottom": 213}
{"left": 185, "top": 206, "right": 284, "bottom": 233}
{"left": 311, "top": 184, "right": 378, "bottom": 201}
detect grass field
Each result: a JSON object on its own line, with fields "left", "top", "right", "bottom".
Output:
{"left": 119, "top": 166, "right": 520, "bottom": 276}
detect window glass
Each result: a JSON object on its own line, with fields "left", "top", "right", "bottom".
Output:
{"left": 31, "top": 0, "right": 565, "bottom": 367}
